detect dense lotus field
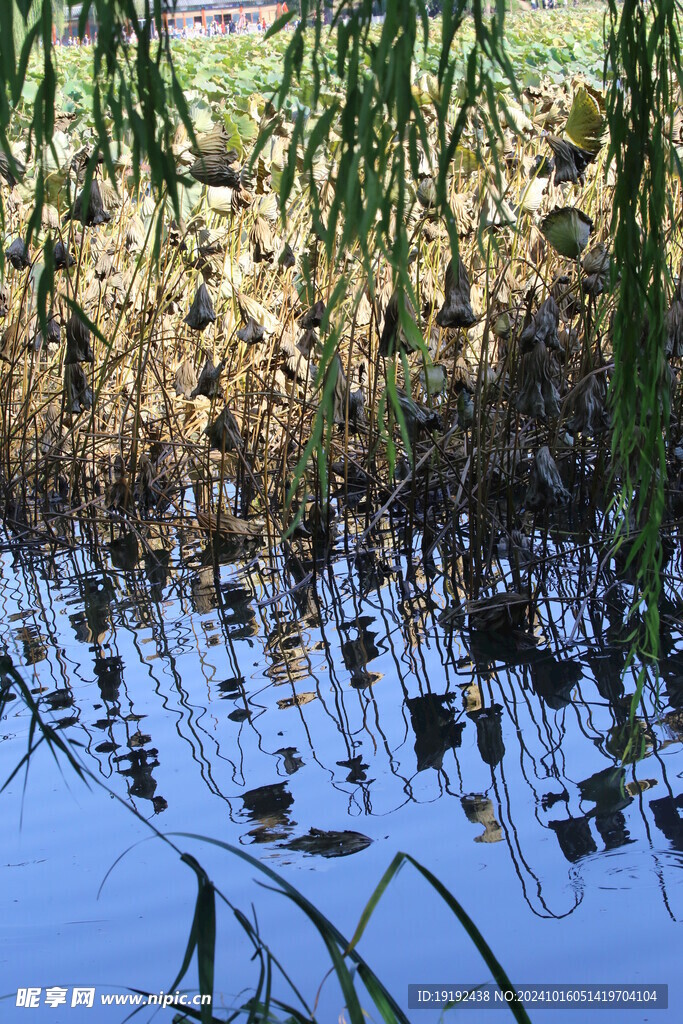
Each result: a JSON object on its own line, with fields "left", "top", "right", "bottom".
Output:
{"left": 0, "top": 6, "right": 680, "bottom": 625}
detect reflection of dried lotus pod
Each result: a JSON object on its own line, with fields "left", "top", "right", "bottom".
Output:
{"left": 471, "top": 706, "right": 505, "bottom": 767}
{"left": 250, "top": 217, "right": 276, "bottom": 264}
{"left": 65, "top": 313, "right": 94, "bottom": 364}
{"left": 64, "top": 363, "right": 93, "bottom": 414}
{"left": 379, "top": 289, "right": 420, "bottom": 356}
{"left": 461, "top": 794, "right": 503, "bottom": 843}
{"left": 581, "top": 244, "right": 611, "bottom": 296}
{"left": 189, "top": 152, "right": 241, "bottom": 188}
{"left": 237, "top": 317, "right": 265, "bottom": 345}
{"left": 5, "top": 238, "right": 30, "bottom": 269}
{"left": 546, "top": 135, "right": 593, "bottom": 186}
{"left": 196, "top": 509, "right": 262, "bottom": 538}
{"left": 184, "top": 283, "right": 216, "bottom": 332}
{"left": 107, "top": 455, "right": 132, "bottom": 513}
{"left": 520, "top": 296, "right": 561, "bottom": 352}
{"left": 191, "top": 357, "right": 225, "bottom": 400}
{"left": 516, "top": 341, "right": 560, "bottom": 420}
{"left": 133, "top": 455, "right": 155, "bottom": 513}
{"left": 174, "top": 357, "right": 197, "bottom": 398}
{"left": 73, "top": 180, "right": 111, "bottom": 226}
{"left": 526, "top": 446, "right": 570, "bottom": 510}
{"left": 497, "top": 529, "right": 533, "bottom": 565}
{"left": 205, "top": 404, "right": 242, "bottom": 452}
{"left": 468, "top": 592, "right": 528, "bottom": 633}
{"left": 567, "top": 372, "right": 608, "bottom": 435}
{"left": 436, "top": 255, "right": 476, "bottom": 328}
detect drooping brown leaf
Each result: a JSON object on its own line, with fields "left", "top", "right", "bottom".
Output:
{"left": 196, "top": 509, "right": 263, "bottom": 538}
{"left": 184, "top": 283, "right": 216, "bottom": 332}
{"left": 189, "top": 152, "right": 241, "bottom": 189}
{"left": 436, "top": 256, "right": 476, "bottom": 329}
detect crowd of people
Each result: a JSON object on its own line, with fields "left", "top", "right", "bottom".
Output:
{"left": 56, "top": 4, "right": 292, "bottom": 46}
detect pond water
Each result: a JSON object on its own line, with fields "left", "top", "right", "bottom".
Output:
{"left": 1, "top": 510, "right": 682, "bottom": 1022}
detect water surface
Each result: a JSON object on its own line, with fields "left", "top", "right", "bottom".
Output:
{"left": 1, "top": 513, "right": 681, "bottom": 1021}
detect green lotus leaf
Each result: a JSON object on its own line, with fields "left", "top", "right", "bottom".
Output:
{"left": 188, "top": 99, "right": 214, "bottom": 135}
{"left": 420, "top": 363, "right": 447, "bottom": 397}
{"left": 541, "top": 207, "right": 593, "bottom": 257}
{"left": 565, "top": 87, "right": 606, "bottom": 154}
{"left": 44, "top": 131, "right": 71, "bottom": 175}
{"left": 453, "top": 146, "right": 479, "bottom": 176}
{"left": 44, "top": 176, "right": 67, "bottom": 204}
{"left": 167, "top": 178, "right": 204, "bottom": 222}
{"left": 232, "top": 113, "right": 258, "bottom": 144}
{"left": 61, "top": 79, "right": 83, "bottom": 102}
{"left": 22, "top": 80, "right": 38, "bottom": 104}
